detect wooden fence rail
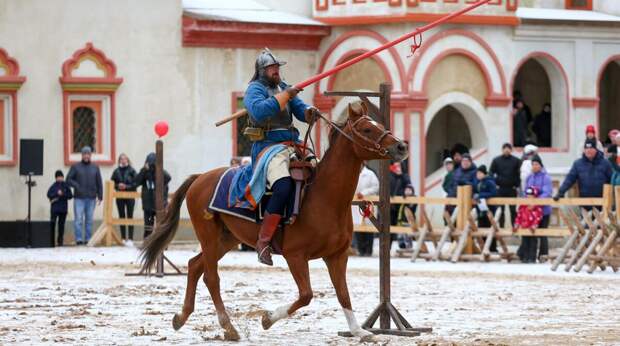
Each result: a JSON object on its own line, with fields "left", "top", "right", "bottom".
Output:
{"left": 90, "top": 180, "right": 618, "bottom": 251}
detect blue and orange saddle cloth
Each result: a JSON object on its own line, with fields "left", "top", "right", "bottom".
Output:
{"left": 208, "top": 144, "right": 293, "bottom": 224}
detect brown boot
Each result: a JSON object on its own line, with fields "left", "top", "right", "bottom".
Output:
{"left": 256, "top": 213, "right": 282, "bottom": 266}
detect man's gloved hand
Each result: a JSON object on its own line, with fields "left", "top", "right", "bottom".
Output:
{"left": 285, "top": 86, "right": 301, "bottom": 98}
{"left": 275, "top": 87, "right": 302, "bottom": 110}
{"left": 304, "top": 106, "right": 320, "bottom": 124}
{"left": 553, "top": 193, "right": 562, "bottom": 202}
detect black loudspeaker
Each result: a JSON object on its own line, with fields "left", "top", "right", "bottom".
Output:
{"left": 0, "top": 221, "right": 54, "bottom": 248}
{"left": 19, "top": 139, "right": 44, "bottom": 176}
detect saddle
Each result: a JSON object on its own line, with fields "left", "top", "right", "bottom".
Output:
{"left": 288, "top": 145, "right": 316, "bottom": 224}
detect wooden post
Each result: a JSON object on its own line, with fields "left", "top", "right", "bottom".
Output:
{"left": 155, "top": 140, "right": 165, "bottom": 277}
{"left": 336, "top": 84, "right": 430, "bottom": 338}
{"left": 615, "top": 186, "right": 620, "bottom": 213}
{"left": 602, "top": 184, "right": 613, "bottom": 219}
{"left": 88, "top": 181, "right": 123, "bottom": 247}
{"left": 377, "top": 83, "right": 392, "bottom": 330}
{"left": 460, "top": 185, "right": 473, "bottom": 254}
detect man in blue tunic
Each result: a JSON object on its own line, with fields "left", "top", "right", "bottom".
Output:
{"left": 243, "top": 48, "right": 318, "bottom": 266}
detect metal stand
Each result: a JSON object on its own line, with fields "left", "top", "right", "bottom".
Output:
{"left": 126, "top": 139, "right": 184, "bottom": 277}
{"left": 328, "top": 84, "right": 431, "bottom": 338}
{"left": 25, "top": 173, "right": 36, "bottom": 248}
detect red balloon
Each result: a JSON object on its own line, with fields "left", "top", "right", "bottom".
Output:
{"left": 154, "top": 120, "right": 169, "bottom": 138}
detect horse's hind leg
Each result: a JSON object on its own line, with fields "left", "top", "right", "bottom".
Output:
{"left": 324, "top": 251, "right": 374, "bottom": 341}
{"left": 172, "top": 218, "right": 240, "bottom": 337}
{"left": 201, "top": 220, "right": 241, "bottom": 341}
{"left": 172, "top": 253, "right": 203, "bottom": 330}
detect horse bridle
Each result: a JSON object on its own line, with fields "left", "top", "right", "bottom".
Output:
{"left": 310, "top": 111, "right": 392, "bottom": 157}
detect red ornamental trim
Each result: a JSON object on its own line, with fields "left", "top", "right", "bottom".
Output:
{"left": 182, "top": 16, "right": 331, "bottom": 51}
{"left": 0, "top": 48, "right": 26, "bottom": 89}
{"left": 61, "top": 42, "right": 119, "bottom": 79}
{"left": 572, "top": 97, "right": 599, "bottom": 108}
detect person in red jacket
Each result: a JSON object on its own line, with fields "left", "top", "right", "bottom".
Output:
{"left": 514, "top": 186, "right": 543, "bottom": 263}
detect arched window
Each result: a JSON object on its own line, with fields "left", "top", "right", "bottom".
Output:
{"left": 512, "top": 54, "right": 569, "bottom": 150}
{"left": 426, "top": 105, "right": 472, "bottom": 175}
{"left": 598, "top": 59, "right": 620, "bottom": 144}
{"left": 60, "top": 43, "right": 122, "bottom": 165}
{"left": 0, "top": 48, "right": 26, "bottom": 166}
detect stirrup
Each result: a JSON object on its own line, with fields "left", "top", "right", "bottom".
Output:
{"left": 258, "top": 246, "right": 273, "bottom": 266}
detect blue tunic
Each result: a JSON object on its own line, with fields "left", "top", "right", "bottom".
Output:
{"left": 243, "top": 80, "right": 309, "bottom": 166}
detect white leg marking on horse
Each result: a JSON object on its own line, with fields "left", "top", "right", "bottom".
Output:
{"left": 343, "top": 308, "right": 374, "bottom": 340}
{"left": 270, "top": 304, "right": 292, "bottom": 323}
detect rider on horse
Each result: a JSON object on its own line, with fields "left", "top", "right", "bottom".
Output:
{"left": 243, "top": 48, "right": 319, "bottom": 266}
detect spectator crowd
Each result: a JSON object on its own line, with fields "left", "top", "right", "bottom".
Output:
{"left": 47, "top": 146, "right": 171, "bottom": 247}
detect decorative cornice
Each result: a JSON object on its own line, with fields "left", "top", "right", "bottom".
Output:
{"left": 390, "top": 92, "right": 428, "bottom": 111}
{"left": 182, "top": 16, "right": 331, "bottom": 50}
{"left": 572, "top": 97, "right": 599, "bottom": 108}
{"left": 0, "top": 48, "right": 26, "bottom": 91}
{"left": 60, "top": 43, "right": 122, "bottom": 89}
{"left": 485, "top": 94, "right": 512, "bottom": 107}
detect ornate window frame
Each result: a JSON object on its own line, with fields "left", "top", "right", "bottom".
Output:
{"left": 59, "top": 43, "right": 122, "bottom": 166}
{"left": 0, "top": 48, "right": 26, "bottom": 166}
{"left": 565, "top": 0, "right": 592, "bottom": 10}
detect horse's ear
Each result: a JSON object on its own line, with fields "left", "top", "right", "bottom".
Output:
{"left": 360, "top": 101, "right": 368, "bottom": 116}
{"left": 348, "top": 102, "right": 364, "bottom": 119}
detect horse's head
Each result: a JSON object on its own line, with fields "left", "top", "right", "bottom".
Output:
{"left": 344, "top": 102, "right": 408, "bottom": 161}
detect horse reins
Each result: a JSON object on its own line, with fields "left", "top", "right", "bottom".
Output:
{"left": 304, "top": 111, "right": 392, "bottom": 157}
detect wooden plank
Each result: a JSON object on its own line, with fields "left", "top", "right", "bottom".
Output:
{"left": 407, "top": 208, "right": 426, "bottom": 262}
{"left": 451, "top": 224, "right": 471, "bottom": 263}
{"left": 481, "top": 211, "right": 496, "bottom": 261}
{"left": 485, "top": 197, "right": 604, "bottom": 206}
{"left": 565, "top": 228, "right": 592, "bottom": 272}
{"left": 574, "top": 229, "right": 604, "bottom": 272}
{"left": 551, "top": 210, "right": 580, "bottom": 271}
{"left": 433, "top": 212, "right": 454, "bottom": 261}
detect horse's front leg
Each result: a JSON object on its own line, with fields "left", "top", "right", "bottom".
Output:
{"left": 324, "top": 251, "right": 375, "bottom": 342}
{"left": 261, "top": 256, "right": 313, "bottom": 330}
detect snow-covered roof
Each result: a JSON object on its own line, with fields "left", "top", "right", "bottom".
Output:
{"left": 517, "top": 7, "right": 620, "bottom": 23}
{"left": 182, "top": 0, "right": 324, "bottom": 26}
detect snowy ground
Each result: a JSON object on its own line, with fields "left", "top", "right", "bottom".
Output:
{"left": 1, "top": 245, "right": 619, "bottom": 346}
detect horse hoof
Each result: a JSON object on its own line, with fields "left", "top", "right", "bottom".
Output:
{"left": 359, "top": 333, "right": 376, "bottom": 343}
{"left": 260, "top": 310, "right": 274, "bottom": 330}
{"left": 172, "top": 313, "right": 184, "bottom": 331}
{"left": 224, "top": 327, "right": 240, "bottom": 341}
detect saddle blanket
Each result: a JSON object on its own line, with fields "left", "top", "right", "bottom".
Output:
{"left": 208, "top": 167, "right": 293, "bottom": 224}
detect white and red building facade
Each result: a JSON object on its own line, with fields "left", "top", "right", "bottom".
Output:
{"left": 0, "top": 0, "right": 619, "bottom": 221}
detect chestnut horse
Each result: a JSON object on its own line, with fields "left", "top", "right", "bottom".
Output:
{"left": 140, "top": 102, "right": 408, "bottom": 341}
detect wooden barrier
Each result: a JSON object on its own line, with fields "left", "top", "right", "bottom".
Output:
{"left": 88, "top": 181, "right": 192, "bottom": 247}
{"left": 356, "top": 184, "right": 616, "bottom": 263}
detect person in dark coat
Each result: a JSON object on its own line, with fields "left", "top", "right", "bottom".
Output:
{"left": 474, "top": 165, "right": 498, "bottom": 252}
{"left": 489, "top": 143, "right": 521, "bottom": 228}
{"left": 134, "top": 152, "right": 171, "bottom": 240}
{"left": 554, "top": 139, "right": 613, "bottom": 209}
{"left": 389, "top": 162, "right": 411, "bottom": 248}
{"left": 111, "top": 153, "right": 137, "bottom": 245}
{"left": 533, "top": 103, "right": 552, "bottom": 147}
{"left": 396, "top": 184, "right": 417, "bottom": 249}
{"left": 447, "top": 153, "right": 477, "bottom": 198}
{"left": 450, "top": 143, "right": 469, "bottom": 167}
{"left": 512, "top": 100, "right": 529, "bottom": 147}
{"left": 47, "top": 170, "right": 73, "bottom": 246}
{"left": 66, "top": 146, "right": 103, "bottom": 245}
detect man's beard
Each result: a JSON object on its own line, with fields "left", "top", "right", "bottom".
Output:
{"left": 267, "top": 73, "right": 281, "bottom": 86}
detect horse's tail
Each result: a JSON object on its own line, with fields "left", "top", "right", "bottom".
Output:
{"left": 140, "top": 174, "right": 200, "bottom": 272}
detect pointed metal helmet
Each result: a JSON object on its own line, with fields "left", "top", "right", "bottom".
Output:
{"left": 256, "top": 48, "right": 286, "bottom": 70}
{"left": 251, "top": 48, "right": 286, "bottom": 82}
